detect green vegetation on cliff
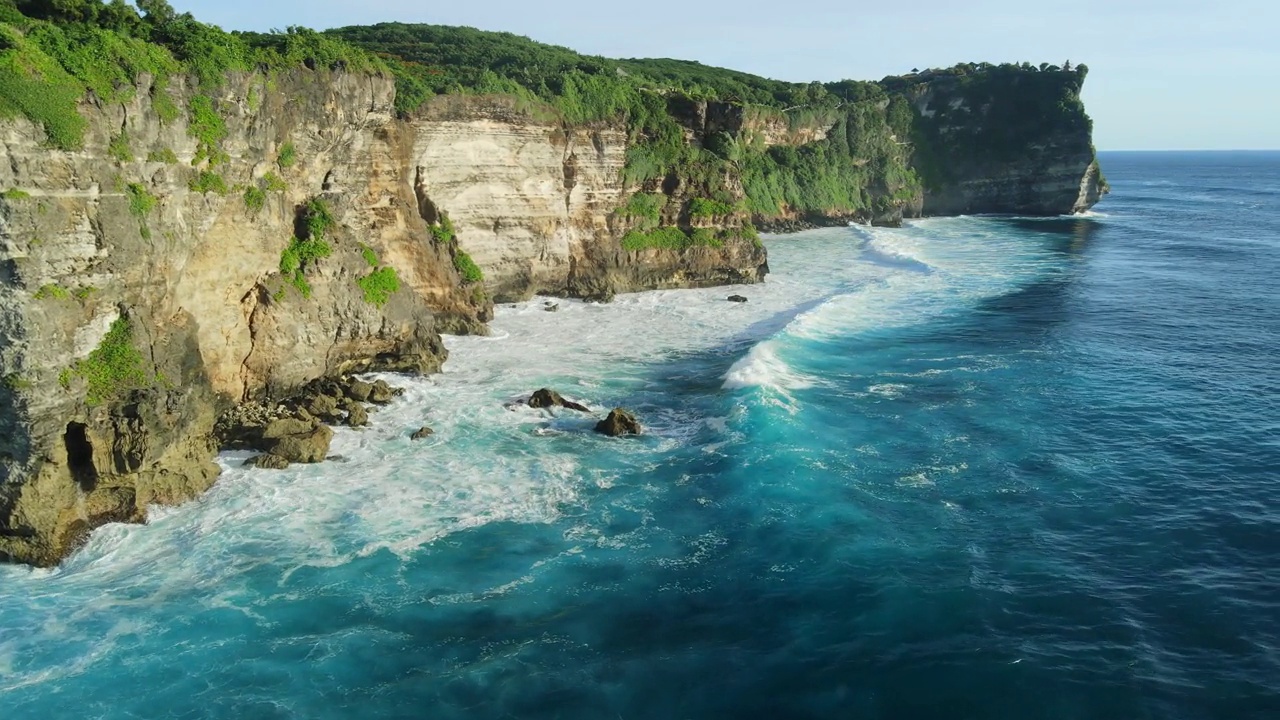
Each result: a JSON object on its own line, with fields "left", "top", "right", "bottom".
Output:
{"left": 0, "top": 0, "right": 385, "bottom": 149}
{"left": 0, "top": 2, "right": 1097, "bottom": 227}
{"left": 278, "top": 198, "right": 335, "bottom": 299}
{"left": 68, "top": 315, "right": 149, "bottom": 406}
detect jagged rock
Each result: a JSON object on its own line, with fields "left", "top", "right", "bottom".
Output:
{"left": 344, "top": 401, "right": 369, "bottom": 427}
{"left": 369, "top": 379, "right": 397, "bottom": 404}
{"left": 261, "top": 418, "right": 316, "bottom": 440}
{"left": 528, "top": 388, "right": 590, "bottom": 412}
{"left": 266, "top": 424, "right": 333, "bottom": 464}
{"left": 727, "top": 295, "right": 748, "bottom": 303}
{"left": 244, "top": 454, "right": 291, "bottom": 470}
{"left": 410, "top": 426, "right": 435, "bottom": 440}
{"left": 345, "top": 379, "right": 374, "bottom": 403}
{"left": 594, "top": 408, "right": 642, "bottom": 436}
{"left": 307, "top": 393, "right": 341, "bottom": 419}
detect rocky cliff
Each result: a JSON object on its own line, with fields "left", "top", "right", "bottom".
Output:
{"left": 902, "top": 64, "right": 1107, "bottom": 216}
{"left": 0, "top": 69, "right": 767, "bottom": 565}
{"left": 0, "top": 70, "right": 489, "bottom": 565}
{"left": 0, "top": 12, "right": 1102, "bottom": 566}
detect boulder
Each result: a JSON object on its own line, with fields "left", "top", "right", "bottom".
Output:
{"left": 727, "top": 295, "right": 748, "bottom": 303}
{"left": 345, "top": 379, "right": 374, "bottom": 403}
{"left": 344, "top": 401, "right": 369, "bottom": 427}
{"left": 528, "top": 388, "right": 590, "bottom": 412}
{"left": 594, "top": 408, "right": 642, "bottom": 436}
{"left": 369, "top": 379, "right": 396, "bottom": 404}
{"left": 306, "top": 393, "right": 340, "bottom": 418}
{"left": 266, "top": 424, "right": 333, "bottom": 463}
{"left": 544, "top": 302, "right": 559, "bottom": 312}
{"left": 410, "top": 426, "right": 435, "bottom": 441}
{"left": 261, "top": 417, "right": 315, "bottom": 440}
{"left": 244, "top": 453, "right": 291, "bottom": 470}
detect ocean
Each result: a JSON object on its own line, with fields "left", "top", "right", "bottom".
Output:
{"left": 1, "top": 151, "right": 1277, "bottom": 719}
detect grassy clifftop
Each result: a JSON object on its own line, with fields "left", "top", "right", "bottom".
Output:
{"left": 0, "top": 2, "right": 1098, "bottom": 223}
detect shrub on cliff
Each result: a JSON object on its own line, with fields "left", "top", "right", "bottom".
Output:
{"left": 453, "top": 250, "right": 483, "bottom": 283}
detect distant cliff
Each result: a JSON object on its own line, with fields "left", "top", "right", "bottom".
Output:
{"left": 0, "top": 6, "right": 1102, "bottom": 565}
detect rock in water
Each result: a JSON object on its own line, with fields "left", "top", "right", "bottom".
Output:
{"left": 410, "top": 426, "right": 435, "bottom": 440}
{"left": 528, "top": 388, "right": 563, "bottom": 408}
{"left": 345, "top": 379, "right": 374, "bottom": 403}
{"left": 244, "top": 454, "right": 291, "bottom": 470}
{"left": 727, "top": 295, "right": 748, "bottom": 303}
{"left": 344, "top": 401, "right": 369, "bottom": 427}
{"left": 266, "top": 424, "right": 333, "bottom": 463}
{"left": 595, "top": 408, "right": 642, "bottom": 436}
{"left": 369, "top": 379, "right": 397, "bottom": 404}
{"left": 544, "top": 302, "right": 559, "bottom": 312}
{"left": 261, "top": 418, "right": 315, "bottom": 439}
{"left": 528, "top": 388, "right": 590, "bottom": 412}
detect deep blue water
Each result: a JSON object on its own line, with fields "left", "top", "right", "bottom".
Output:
{"left": 2, "top": 151, "right": 1278, "bottom": 719}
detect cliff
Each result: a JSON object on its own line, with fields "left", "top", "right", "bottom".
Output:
{"left": 900, "top": 64, "right": 1107, "bottom": 216}
{"left": 0, "top": 9, "right": 1102, "bottom": 566}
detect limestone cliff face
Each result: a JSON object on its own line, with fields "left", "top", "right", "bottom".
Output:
{"left": 905, "top": 66, "right": 1106, "bottom": 217}
{"left": 0, "top": 70, "right": 486, "bottom": 565}
{"left": 0, "top": 74, "right": 770, "bottom": 566}
{"left": 409, "top": 97, "right": 767, "bottom": 302}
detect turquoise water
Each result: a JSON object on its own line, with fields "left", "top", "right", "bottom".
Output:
{"left": 2, "top": 152, "right": 1277, "bottom": 718}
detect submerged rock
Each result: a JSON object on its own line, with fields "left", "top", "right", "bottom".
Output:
{"left": 727, "top": 295, "right": 748, "bottom": 303}
{"left": 544, "top": 302, "right": 559, "bottom": 312}
{"left": 594, "top": 408, "right": 642, "bottom": 436}
{"left": 410, "top": 426, "right": 435, "bottom": 440}
{"left": 528, "top": 388, "right": 590, "bottom": 412}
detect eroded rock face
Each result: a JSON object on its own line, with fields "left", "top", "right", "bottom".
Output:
{"left": 410, "top": 97, "right": 768, "bottom": 302}
{"left": 0, "top": 70, "right": 486, "bottom": 566}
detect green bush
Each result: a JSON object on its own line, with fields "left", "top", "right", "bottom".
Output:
{"left": 70, "top": 315, "right": 149, "bottom": 406}
{"left": 146, "top": 148, "right": 178, "bottom": 163}
{"left": 107, "top": 130, "right": 132, "bottom": 162}
{"left": 188, "top": 94, "right": 227, "bottom": 166}
{"left": 619, "top": 192, "right": 665, "bottom": 227}
{"left": 277, "top": 141, "right": 296, "bottom": 168}
{"left": 126, "top": 183, "right": 157, "bottom": 216}
{"left": 277, "top": 198, "right": 335, "bottom": 299}
{"left": 34, "top": 283, "right": 70, "bottom": 300}
{"left": 0, "top": 25, "right": 88, "bottom": 149}
{"left": 357, "top": 266, "right": 400, "bottom": 306}
{"left": 452, "top": 249, "right": 482, "bottom": 283}
{"left": 689, "top": 198, "right": 733, "bottom": 218}
{"left": 360, "top": 244, "right": 378, "bottom": 267}
{"left": 302, "top": 197, "right": 335, "bottom": 239}
{"left": 621, "top": 226, "right": 691, "bottom": 251}
{"left": 261, "top": 171, "right": 287, "bottom": 192}
{"left": 188, "top": 170, "right": 227, "bottom": 194}
{"left": 2, "top": 188, "right": 30, "bottom": 199}
{"left": 429, "top": 214, "right": 456, "bottom": 244}
{"left": 243, "top": 185, "right": 265, "bottom": 213}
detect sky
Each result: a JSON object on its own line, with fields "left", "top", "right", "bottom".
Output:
{"left": 170, "top": 0, "right": 1278, "bottom": 150}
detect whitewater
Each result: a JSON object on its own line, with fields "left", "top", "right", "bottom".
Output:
{"left": 2, "top": 151, "right": 1277, "bottom": 719}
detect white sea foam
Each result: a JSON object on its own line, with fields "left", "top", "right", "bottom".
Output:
{"left": 721, "top": 341, "right": 815, "bottom": 391}
{"left": 0, "top": 219, "right": 1072, "bottom": 694}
